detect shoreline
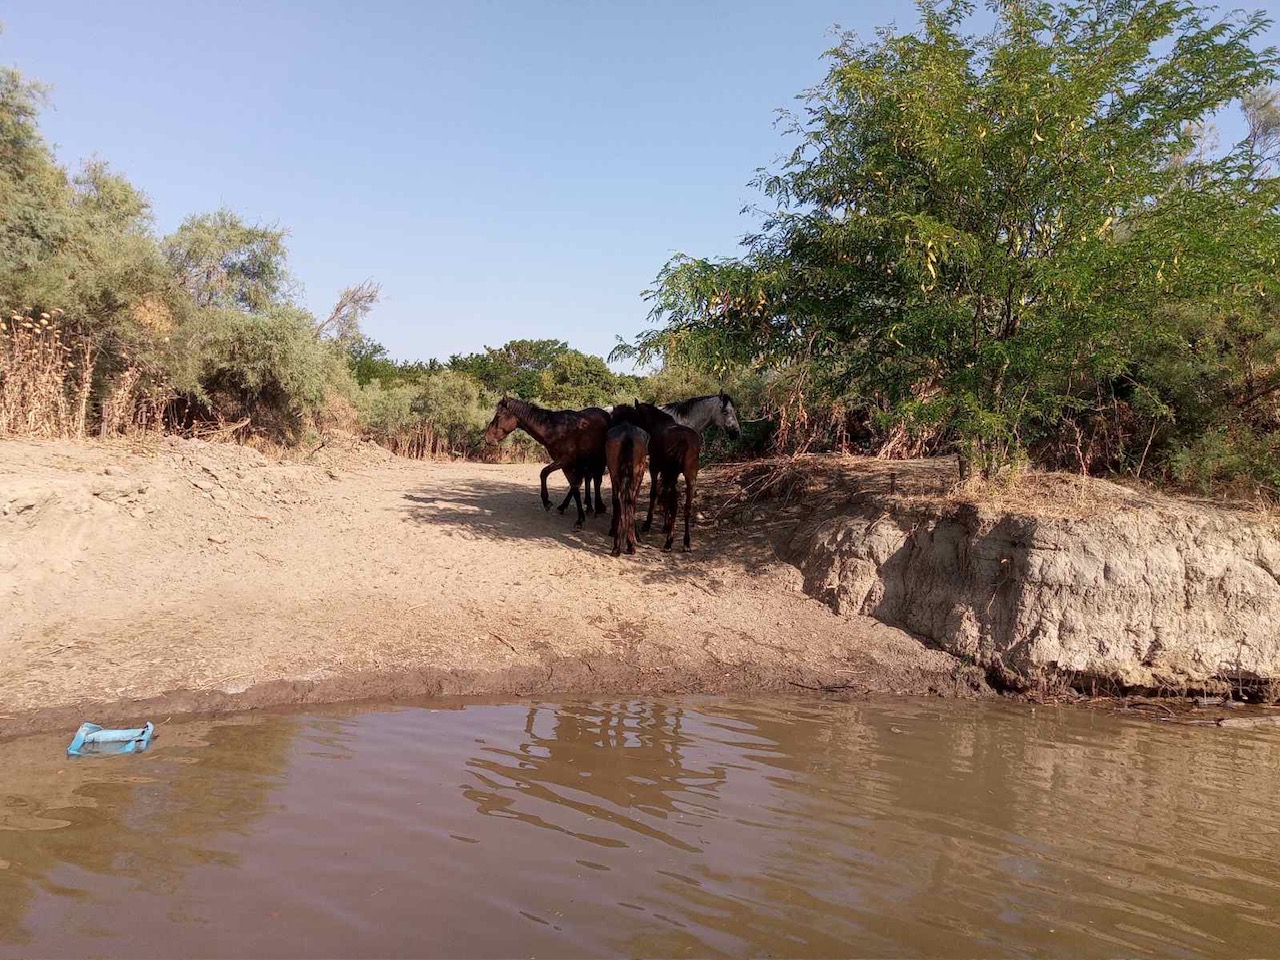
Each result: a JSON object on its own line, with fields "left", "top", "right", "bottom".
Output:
{"left": 0, "top": 655, "right": 988, "bottom": 742}
{"left": 5, "top": 437, "right": 1278, "bottom": 743}
{"left": 7, "top": 658, "right": 1275, "bottom": 743}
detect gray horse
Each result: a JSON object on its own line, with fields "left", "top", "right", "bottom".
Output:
{"left": 603, "top": 393, "right": 741, "bottom": 437}
{"left": 658, "top": 392, "right": 742, "bottom": 439}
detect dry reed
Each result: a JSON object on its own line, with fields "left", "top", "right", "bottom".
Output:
{"left": 0, "top": 309, "right": 95, "bottom": 438}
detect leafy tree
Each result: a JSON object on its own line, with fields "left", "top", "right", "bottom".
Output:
{"left": 448, "top": 338, "right": 571, "bottom": 398}
{"left": 347, "top": 334, "right": 443, "bottom": 386}
{"left": 537, "top": 350, "right": 620, "bottom": 408}
{"left": 347, "top": 334, "right": 392, "bottom": 385}
{"left": 163, "top": 209, "right": 291, "bottom": 312}
{"left": 167, "top": 304, "right": 346, "bottom": 438}
{"left": 630, "top": 0, "right": 1280, "bottom": 477}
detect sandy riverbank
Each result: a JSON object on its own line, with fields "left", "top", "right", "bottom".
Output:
{"left": 0, "top": 438, "right": 984, "bottom": 738}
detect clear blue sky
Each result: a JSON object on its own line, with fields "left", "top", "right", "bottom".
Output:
{"left": 5, "top": 1, "right": 1279, "bottom": 366}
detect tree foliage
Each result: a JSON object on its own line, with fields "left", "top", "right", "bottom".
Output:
{"left": 629, "top": 0, "right": 1280, "bottom": 487}
{"left": 164, "top": 209, "right": 292, "bottom": 313}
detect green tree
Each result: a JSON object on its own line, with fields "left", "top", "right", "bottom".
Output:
{"left": 448, "top": 338, "right": 570, "bottom": 397}
{"left": 631, "top": 0, "right": 1280, "bottom": 477}
{"left": 163, "top": 209, "right": 291, "bottom": 312}
{"left": 537, "top": 350, "right": 620, "bottom": 408}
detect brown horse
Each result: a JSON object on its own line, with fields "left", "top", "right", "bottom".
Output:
{"left": 604, "top": 409, "right": 649, "bottom": 556}
{"left": 577, "top": 406, "right": 609, "bottom": 514}
{"left": 612, "top": 401, "right": 700, "bottom": 552}
{"left": 485, "top": 398, "right": 607, "bottom": 527}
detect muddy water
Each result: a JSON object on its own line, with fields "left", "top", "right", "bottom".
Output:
{"left": 2, "top": 698, "right": 1280, "bottom": 959}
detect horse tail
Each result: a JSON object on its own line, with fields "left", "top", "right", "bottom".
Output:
{"left": 617, "top": 432, "right": 634, "bottom": 504}
{"left": 617, "top": 432, "right": 637, "bottom": 550}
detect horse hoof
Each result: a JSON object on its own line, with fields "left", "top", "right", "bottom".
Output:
{"left": 574, "top": 521, "right": 584, "bottom": 530}
{"left": 611, "top": 547, "right": 621, "bottom": 557}
{"left": 543, "top": 501, "right": 552, "bottom": 512}
{"left": 662, "top": 543, "right": 673, "bottom": 553}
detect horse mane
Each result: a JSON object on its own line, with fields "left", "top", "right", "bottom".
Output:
{"left": 667, "top": 393, "right": 736, "bottom": 416}
{"left": 502, "top": 397, "right": 558, "bottom": 436}
{"left": 667, "top": 394, "right": 715, "bottom": 416}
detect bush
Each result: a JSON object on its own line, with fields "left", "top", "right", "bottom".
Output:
{"left": 354, "top": 370, "right": 530, "bottom": 460}
{"left": 167, "top": 305, "right": 350, "bottom": 440}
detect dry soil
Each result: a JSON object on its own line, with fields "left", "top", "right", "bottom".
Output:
{"left": 0, "top": 437, "right": 981, "bottom": 737}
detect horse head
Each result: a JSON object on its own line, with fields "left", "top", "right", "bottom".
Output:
{"left": 485, "top": 397, "right": 519, "bottom": 443}
{"left": 718, "top": 391, "right": 742, "bottom": 439}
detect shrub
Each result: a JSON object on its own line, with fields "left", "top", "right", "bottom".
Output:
{"left": 355, "top": 370, "right": 516, "bottom": 459}
{"left": 167, "top": 305, "right": 349, "bottom": 440}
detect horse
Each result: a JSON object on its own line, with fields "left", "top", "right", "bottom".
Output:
{"left": 604, "top": 409, "right": 648, "bottom": 557}
{"left": 612, "top": 401, "right": 701, "bottom": 552}
{"left": 660, "top": 392, "right": 742, "bottom": 439}
{"left": 577, "top": 407, "right": 610, "bottom": 515}
{"left": 484, "top": 397, "right": 607, "bottom": 527}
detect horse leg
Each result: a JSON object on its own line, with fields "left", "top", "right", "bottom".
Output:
{"left": 595, "top": 468, "right": 607, "bottom": 515}
{"left": 642, "top": 466, "right": 659, "bottom": 533}
{"left": 682, "top": 466, "right": 698, "bottom": 551}
{"left": 573, "top": 479, "right": 586, "bottom": 529}
{"left": 610, "top": 486, "right": 623, "bottom": 555}
{"left": 661, "top": 474, "right": 678, "bottom": 552}
{"left": 556, "top": 464, "right": 581, "bottom": 514}
{"left": 539, "top": 462, "right": 561, "bottom": 511}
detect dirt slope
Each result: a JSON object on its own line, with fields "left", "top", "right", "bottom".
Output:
{"left": 0, "top": 438, "right": 978, "bottom": 735}
{"left": 776, "top": 457, "right": 1280, "bottom": 696}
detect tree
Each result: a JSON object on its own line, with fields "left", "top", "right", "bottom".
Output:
{"left": 631, "top": 0, "right": 1280, "bottom": 476}
{"left": 537, "top": 350, "right": 620, "bottom": 408}
{"left": 448, "top": 338, "right": 571, "bottom": 398}
{"left": 347, "top": 334, "right": 394, "bottom": 386}
{"left": 163, "top": 209, "right": 291, "bottom": 312}
{"left": 317, "top": 279, "right": 380, "bottom": 344}
{"left": 347, "top": 334, "right": 442, "bottom": 386}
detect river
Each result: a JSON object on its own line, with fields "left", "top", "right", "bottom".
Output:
{"left": 1, "top": 697, "right": 1278, "bottom": 958}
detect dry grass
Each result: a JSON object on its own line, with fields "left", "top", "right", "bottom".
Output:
{"left": 0, "top": 309, "right": 95, "bottom": 439}
{"left": 705, "top": 452, "right": 1280, "bottom": 526}
{"left": 1, "top": 307, "right": 169, "bottom": 442}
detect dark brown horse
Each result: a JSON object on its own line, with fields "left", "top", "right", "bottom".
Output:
{"left": 577, "top": 406, "right": 609, "bottom": 514}
{"left": 604, "top": 407, "right": 649, "bottom": 556}
{"left": 612, "top": 401, "right": 700, "bottom": 551}
{"left": 485, "top": 398, "right": 607, "bottom": 527}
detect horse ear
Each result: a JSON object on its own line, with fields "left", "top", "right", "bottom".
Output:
{"left": 720, "top": 390, "right": 728, "bottom": 401}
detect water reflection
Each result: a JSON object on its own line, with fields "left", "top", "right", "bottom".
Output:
{"left": 1, "top": 697, "right": 1279, "bottom": 959}
{"left": 462, "top": 701, "right": 721, "bottom": 851}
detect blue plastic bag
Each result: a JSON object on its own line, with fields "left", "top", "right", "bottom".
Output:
{"left": 67, "top": 722, "right": 154, "bottom": 757}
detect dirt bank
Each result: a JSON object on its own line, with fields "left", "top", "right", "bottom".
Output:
{"left": 775, "top": 458, "right": 1280, "bottom": 698}
{"left": 0, "top": 438, "right": 985, "bottom": 738}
